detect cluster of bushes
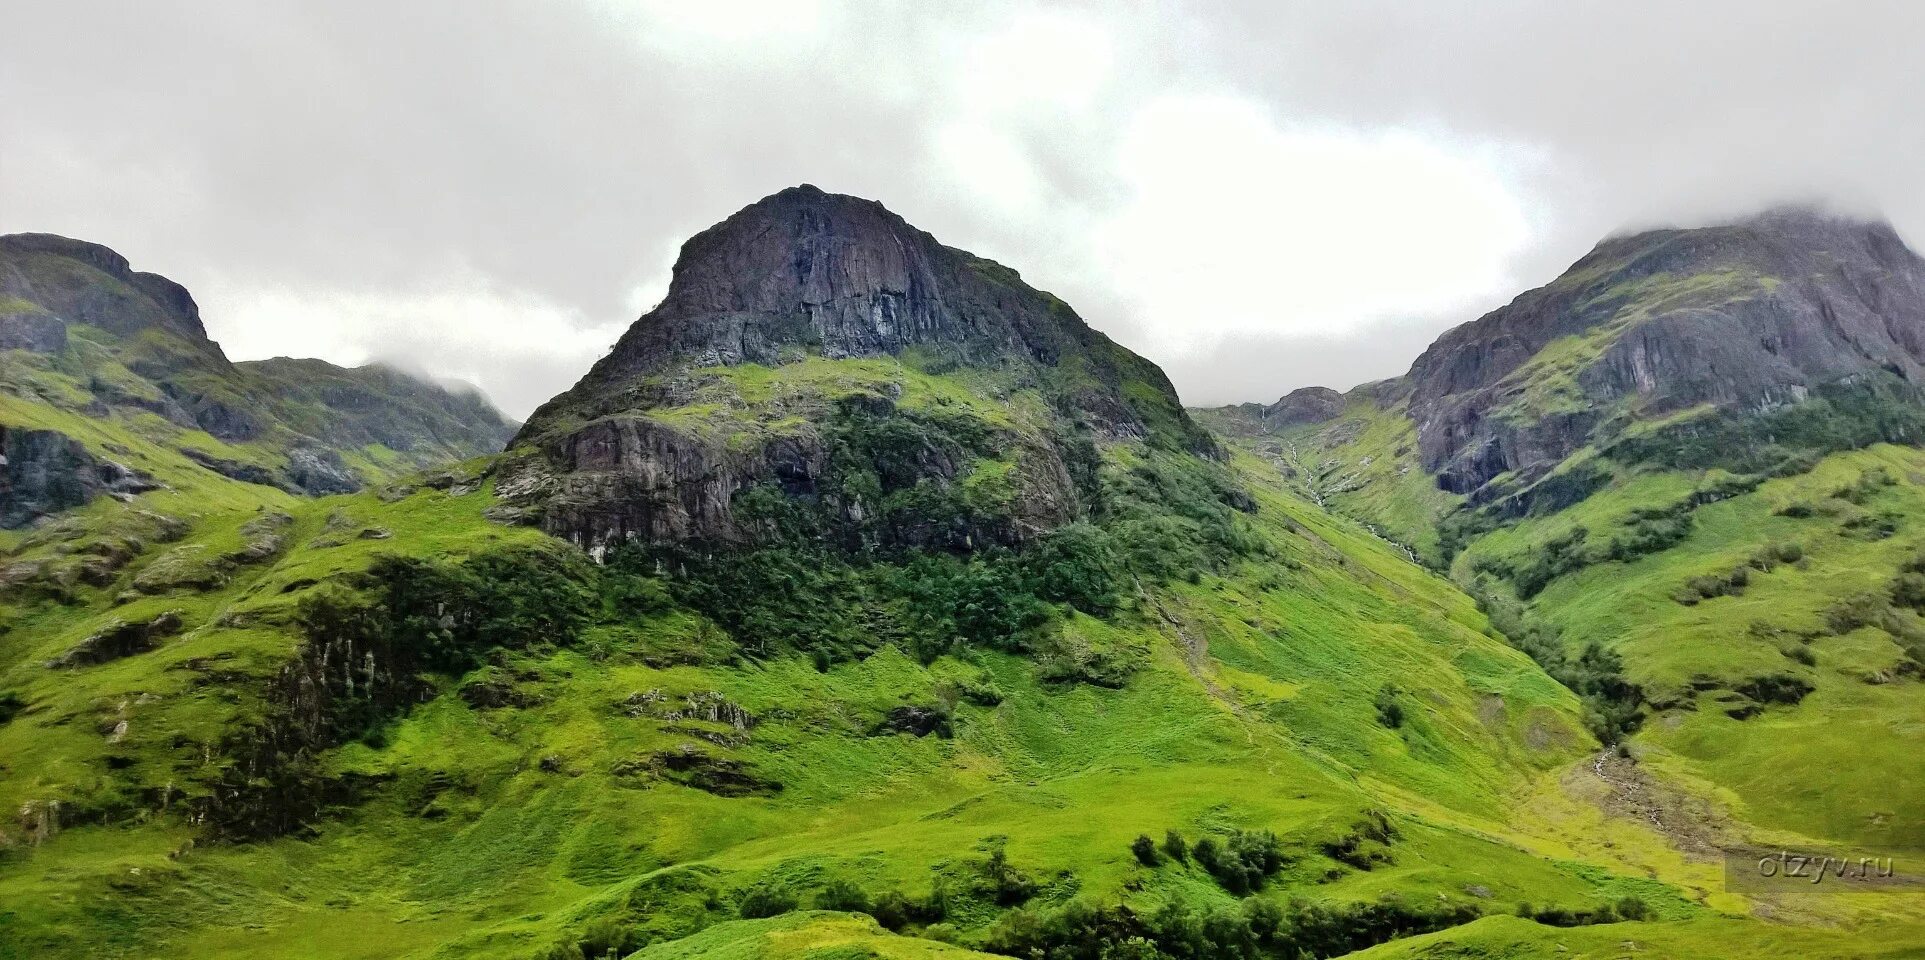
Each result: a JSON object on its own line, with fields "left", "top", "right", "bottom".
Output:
{"left": 1672, "top": 540, "right": 1804, "bottom": 606}
{"left": 1833, "top": 468, "right": 1897, "bottom": 505}
{"left": 1672, "top": 565, "right": 1750, "bottom": 605}
{"left": 1602, "top": 502, "right": 1695, "bottom": 562}
{"left": 1505, "top": 526, "right": 1591, "bottom": 599}
{"left": 1131, "top": 829, "right": 1288, "bottom": 895}
{"left": 1607, "top": 374, "right": 1925, "bottom": 476}
{"left": 1482, "top": 489, "right": 1728, "bottom": 599}
{"left": 1749, "top": 541, "right": 1805, "bottom": 571}
{"left": 646, "top": 527, "right": 1119, "bottom": 665}
{"left": 1814, "top": 552, "right": 1925, "bottom": 677}
{"left": 642, "top": 405, "right": 1263, "bottom": 671}
{"left": 1320, "top": 810, "right": 1399, "bottom": 871}
{"left": 1842, "top": 510, "right": 1902, "bottom": 541}
{"left": 1477, "top": 591, "right": 1644, "bottom": 743}
{"left": 720, "top": 841, "right": 1031, "bottom": 931}
{"left": 1518, "top": 896, "right": 1650, "bottom": 926}
{"left": 296, "top": 545, "right": 604, "bottom": 735}
{"left": 982, "top": 894, "right": 1483, "bottom": 960}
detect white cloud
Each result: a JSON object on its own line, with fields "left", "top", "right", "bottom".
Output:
{"left": 200, "top": 271, "right": 629, "bottom": 418}
{"left": 1096, "top": 95, "right": 1532, "bottom": 353}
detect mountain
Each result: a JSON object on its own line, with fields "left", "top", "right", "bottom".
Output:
{"left": 0, "top": 232, "right": 515, "bottom": 526}
{"left": 1407, "top": 208, "right": 1925, "bottom": 499}
{"left": 500, "top": 185, "right": 1209, "bottom": 551}
{"left": 5, "top": 196, "right": 1924, "bottom": 960}
{"left": 1200, "top": 207, "right": 1925, "bottom": 932}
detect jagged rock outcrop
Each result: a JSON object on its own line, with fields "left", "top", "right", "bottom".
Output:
{"left": 0, "top": 425, "right": 156, "bottom": 528}
{"left": 46, "top": 611, "right": 185, "bottom": 668}
{"left": 506, "top": 185, "right": 1209, "bottom": 551}
{"left": 1405, "top": 208, "right": 1925, "bottom": 495}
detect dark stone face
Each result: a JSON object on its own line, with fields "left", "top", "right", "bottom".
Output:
{"left": 0, "top": 425, "right": 156, "bottom": 529}
{"left": 1403, "top": 208, "right": 1925, "bottom": 496}
{"left": 0, "top": 310, "right": 67, "bottom": 353}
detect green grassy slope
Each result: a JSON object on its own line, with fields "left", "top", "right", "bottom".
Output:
{"left": 1194, "top": 390, "right": 1457, "bottom": 566}
{"left": 8, "top": 346, "right": 1861, "bottom": 958}
{"left": 1457, "top": 445, "right": 1925, "bottom": 854}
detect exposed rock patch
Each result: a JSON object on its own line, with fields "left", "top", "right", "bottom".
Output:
{"left": 0, "top": 425, "right": 156, "bottom": 528}
{"left": 47, "top": 610, "right": 185, "bottom": 668}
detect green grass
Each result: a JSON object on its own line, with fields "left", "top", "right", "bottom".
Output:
{"left": 0, "top": 395, "right": 1708, "bottom": 959}
{"left": 9, "top": 344, "right": 1925, "bottom": 959}
{"left": 1447, "top": 446, "right": 1925, "bottom": 853}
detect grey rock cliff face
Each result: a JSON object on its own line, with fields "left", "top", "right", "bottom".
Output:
{"left": 521, "top": 186, "right": 1193, "bottom": 442}
{"left": 563, "top": 185, "right": 1081, "bottom": 384}
{"left": 1405, "top": 209, "right": 1925, "bottom": 494}
{"left": 0, "top": 425, "right": 156, "bottom": 528}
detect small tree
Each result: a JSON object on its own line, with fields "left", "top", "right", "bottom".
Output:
{"left": 815, "top": 878, "right": 871, "bottom": 913}
{"left": 1615, "top": 895, "right": 1651, "bottom": 921}
{"left": 739, "top": 884, "right": 798, "bottom": 919}
{"left": 1161, "top": 829, "right": 1189, "bottom": 863}
{"left": 1374, "top": 684, "right": 1405, "bottom": 729}
{"left": 1131, "top": 834, "right": 1161, "bottom": 866}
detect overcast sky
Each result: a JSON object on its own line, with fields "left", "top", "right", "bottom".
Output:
{"left": 5, "top": 1, "right": 1923, "bottom": 417}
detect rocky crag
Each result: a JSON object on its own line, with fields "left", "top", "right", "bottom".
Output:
{"left": 502, "top": 184, "right": 1213, "bottom": 552}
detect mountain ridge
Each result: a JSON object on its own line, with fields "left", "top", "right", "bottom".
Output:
{"left": 0, "top": 231, "right": 517, "bottom": 523}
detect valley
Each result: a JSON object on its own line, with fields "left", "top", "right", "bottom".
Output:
{"left": 3, "top": 192, "right": 1924, "bottom": 959}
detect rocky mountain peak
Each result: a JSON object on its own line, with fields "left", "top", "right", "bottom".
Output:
{"left": 1406, "top": 206, "right": 1925, "bottom": 496}
{"left": 0, "top": 232, "right": 208, "bottom": 344}
{"left": 570, "top": 185, "right": 1105, "bottom": 389}
{"left": 505, "top": 186, "right": 1216, "bottom": 552}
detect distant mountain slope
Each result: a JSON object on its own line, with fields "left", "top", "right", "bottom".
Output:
{"left": 1200, "top": 207, "right": 1925, "bottom": 906}
{"left": 1405, "top": 208, "right": 1925, "bottom": 498}
{"left": 0, "top": 232, "right": 514, "bottom": 525}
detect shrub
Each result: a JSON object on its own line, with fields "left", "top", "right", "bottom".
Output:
{"left": 870, "top": 889, "right": 949, "bottom": 931}
{"left": 1161, "top": 829, "right": 1189, "bottom": 863}
{"left": 1131, "top": 834, "right": 1160, "bottom": 867}
{"left": 738, "top": 884, "right": 798, "bottom": 919}
{"left": 979, "top": 839, "right": 1036, "bottom": 906}
{"left": 1893, "top": 573, "right": 1925, "bottom": 612}
{"left": 1191, "top": 830, "right": 1288, "bottom": 894}
{"left": 1373, "top": 685, "right": 1406, "bottom": 729}
{"left": 814, "top": 878, "right": 871, "bottom": 913}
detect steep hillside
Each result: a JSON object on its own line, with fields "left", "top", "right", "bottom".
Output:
{"left": 0, "top": 231, "right": 515, "bottom": 526}
{"left": 1405, "top": 208, "right": 1925, "bottom": 499}
{"left": 0, "top": 191, "right": 1845, "bottom": 960}
{"left": 1202, "top": 207, "right": 1925, "bottom": 955}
